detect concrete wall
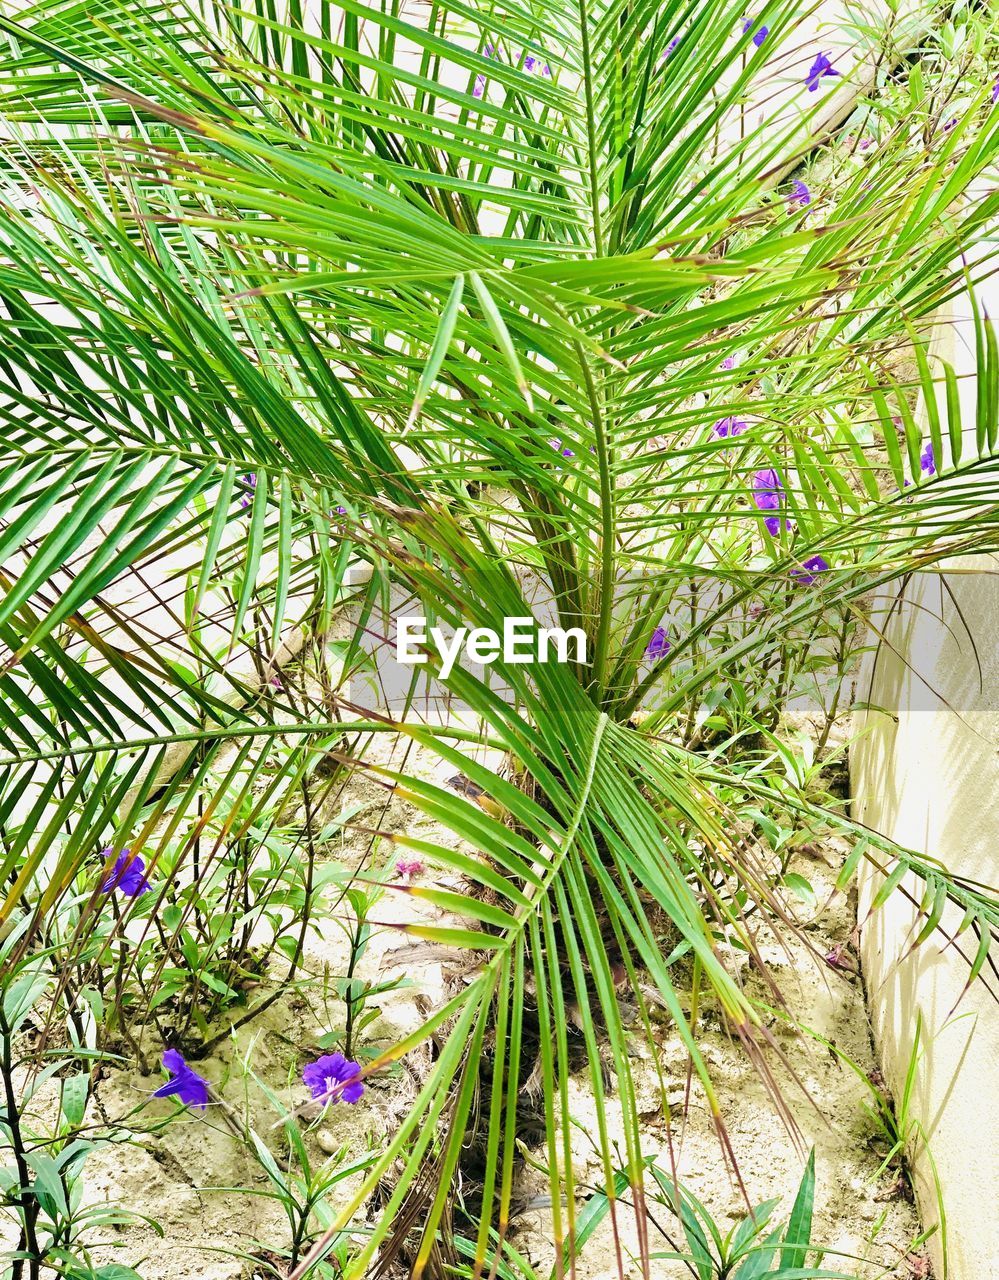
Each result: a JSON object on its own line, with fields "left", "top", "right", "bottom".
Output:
{"left": 852, "top": 286, "right": 999, "bottom": 1278}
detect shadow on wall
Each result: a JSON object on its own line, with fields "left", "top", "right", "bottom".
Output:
{"left": 852, "top": 555, "right": 999, "bottom": 1280}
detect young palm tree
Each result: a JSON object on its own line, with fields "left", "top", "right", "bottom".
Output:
{"left": 0, "top": 0, "right": 997, "bottom": 1275}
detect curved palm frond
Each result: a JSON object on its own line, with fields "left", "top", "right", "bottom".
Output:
{"left": 0, "top": 0, "right": 997, "bottom": 1276}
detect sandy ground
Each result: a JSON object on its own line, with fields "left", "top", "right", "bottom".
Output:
{"left": 507, "top": 840, "right": 924, "bottom": 1278}
{"left": 0, "top": 721, "right": 925, "bottom": 1280}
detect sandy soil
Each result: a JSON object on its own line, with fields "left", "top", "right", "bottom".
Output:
{"left": 507, "top": 840, "right": 924, "bottom": 1278}
{"left": 0, "top": 722, "right": 919, "bottom": 1280}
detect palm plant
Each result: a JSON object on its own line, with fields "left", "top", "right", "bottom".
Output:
{"left": 0, "top": 0, "right": 997, "bottom": 1276}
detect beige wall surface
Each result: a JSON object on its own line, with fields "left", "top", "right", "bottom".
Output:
{"left": 854, "top": 559, "right": 999, "bottom": 1279}
{"left": 851, "top": 188, "right": 999, "bottom": 1271}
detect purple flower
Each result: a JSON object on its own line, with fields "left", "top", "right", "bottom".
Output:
{"left": 646, "top": 626, "right": 671, "bottom": 661}
{"left": 101, "top": 848, "right": 150, "bottom": 897}
{"left": 302, "top": 1052, "right": 365, "bottom": 1105}
{"left": 239, "top": 472, "right": 257, "bottom": 509}
{"left": 473, "top": 43, "right": 496, "bottom": 97}
{"left": 523, "top": 54, "right": 551, "bottom": 75}
{"left": 663, "top": 36, "right": 681, "bottom": 60}
{"left": 720, "top": 356, "right": 735, "bottom": 370}
{"left": 549, "top": 438, "right": 574, "bottom": 458}
{"left": 713, "top": 416, "right": 747, "bottom": 439}
{"left": 992, "top": 78, "right": 999, "bottom": 105}
{"left": 764, "top": 514, "right": 792, "bottom": 536}
{"left": 752, "top": 468, "right": 783, "bottom": 509}
{"left": 823, "top": 942, "right": 854, "bottom": 972}
{"left": 805, "top": 52, "right": 839, "bottom": 92}
{"left": 153, "top": 1049, "right": 209, "bottom": 1110}
{"left": 920, "top": 441, "right": 936, "bottom": 475}
{"left": 791, "top": 555, "right": 830, "bottom": 585}
{"left": 753, "top": 469, "right": 793, "bottom": 536}
{"left": 942, "top": 116, "right": 958, "bottom": 132}
{"left": 788, "top": 179, "right": 811, "bottom": 207}
{"left": 742, "top": 19, "right": 768, "bottom": 47}
{"left": 396, "top": 858, "right": 425, "bottom": 880}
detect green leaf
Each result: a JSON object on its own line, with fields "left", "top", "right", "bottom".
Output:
{"left": 779, "top": 1149, "right": 815, "bottom": 1272}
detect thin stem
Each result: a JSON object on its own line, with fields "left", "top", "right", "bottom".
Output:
{"left": 576, "top": 0, "right": 604, "bottom": 256}
{"left": 576, "top": 343, "right": 615, "bottom": 700}
{"left": 0, "top": 1011, "right": 42, "bottom": 1279}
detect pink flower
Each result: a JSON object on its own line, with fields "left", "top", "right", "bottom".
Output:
{"left": 823, "top": 942, "right": 852, "bottom": 971}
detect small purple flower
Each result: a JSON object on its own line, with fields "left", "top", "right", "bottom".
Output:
{"left": 720, "top": 356, "right": 735, "bottom": 370}
{"left": 523, "top": 54, "right": 551, "bottom": 75}
{"left": 646, "top": 626, "right": 671, "bottom": 661}
{"left": 791, "top": 555, "right": 830, "bottom": 585}
{"left": 742, "top": 19, "right": 768, "bottom": 47}
{"left": 942, "top": 116, "right": 958, "bottom": 132}
{"left": 788, "top": 179, "right": 811, "bottom": 207}
{"left": 752, "top": 468, "right": 783, "bottom": 509}
{"left": 920, "top": 442, "right": 936, "bottom": 475}
{"left": 549, "top": 438, "right": 574, "bottom": 458}
{"left": 859, "top": 136, "right": 874, "bottom": 151}
{"left": 302, "top": 1052, "right": 365, "bottom": 1105}
{"left": 101, "top": 848, "right": 150, "bottom": 897}
{"left": 396, "top": 858, "right": 425, "bottom": 881}
{"left": 764, "top": 514, "right": 792, "bottom": 536}
{"left": 239, "top": 472, "right": 257, "bottom": 509}
{"left": 473, "top": 43, "right": 496, "bottom": 97}
{"left": 663, "top": 36, "right": 681, "bottom": 60}
{"left": 823, "top": 942, "right": 854, "bottom": 972}
{"left": 713, "top": 416, "right": 748, "bottom": 439}
{"left": 993, "top": 78, "right": 999, "bottom": 105}
{"left": 753, "top": 469, "right": 793, "bottom": 536}
{"left": 805, "top": 52, "right": 839, "bottom": 92}
{"left": 153, "top": 1049, "right": 210, "bottom": 1110}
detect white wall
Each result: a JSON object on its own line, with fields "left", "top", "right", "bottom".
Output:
{"left": 852, "top": 275, "right": 999, "bottom": 1279}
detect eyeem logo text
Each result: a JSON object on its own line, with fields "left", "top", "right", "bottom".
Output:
{"left": 397, "top": 616, "right": 587, "bottom": 679}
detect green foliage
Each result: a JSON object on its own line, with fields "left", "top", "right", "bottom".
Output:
{"left": 0, "top": 940, "right": 160, "bottom": 1277}
{"left": 0, "top": 0, "right": 996, "bottom": 1275}
{"left": 643, "top": 1149, "right": 840, "bottom": 1280}
{"left": 207, "top": 1057, "right": 379, "bottom": 1275}
{"left": 512, "top": 1149, "right": 856, "bottom": 1280}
